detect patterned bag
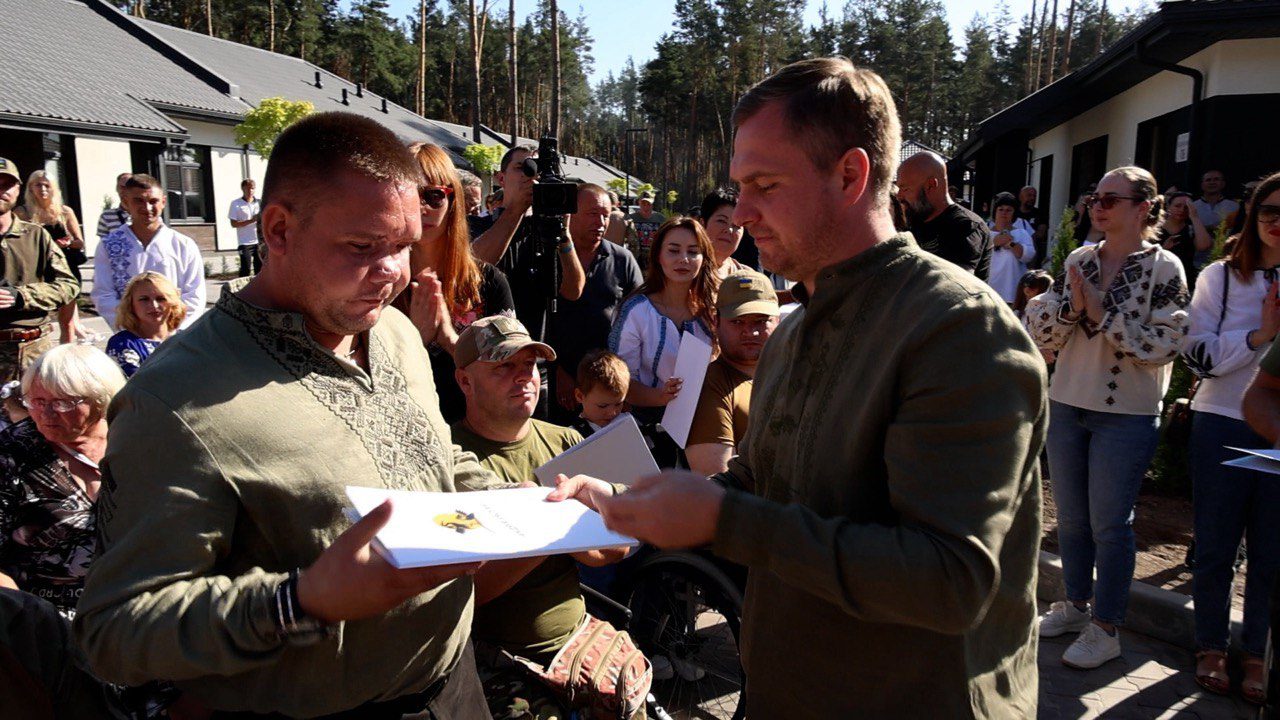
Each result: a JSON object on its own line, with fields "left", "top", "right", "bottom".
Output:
{"left": 515, "top": 614, "right": 652, "bottom": 720}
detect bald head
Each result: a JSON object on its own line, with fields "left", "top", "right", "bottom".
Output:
{"left": 895, "top": 152, "right": 951, "bottom": 225}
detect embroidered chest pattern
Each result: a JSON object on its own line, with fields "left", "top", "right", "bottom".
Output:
{"left": 221, "top": 296, "right": 446, "bottom": 490}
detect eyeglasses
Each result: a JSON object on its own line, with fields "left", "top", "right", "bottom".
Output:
{"left": 420, "top": 185, "right": 454, "bottom": 210}
{"left": 1258, "top": 205, "right": 1280, "bottom": 225}
{"left": 1085, "top": 194, "right": 1144, "bottom": 210}
{"left": 21, "top": 397, "right": 87, "bottom": 413}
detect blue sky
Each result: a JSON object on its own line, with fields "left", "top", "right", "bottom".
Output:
{"left": 382, "top": 0, "right": 1146, "bottom": 84}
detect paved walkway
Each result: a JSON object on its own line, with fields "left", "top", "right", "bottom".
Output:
{"left": 1038, "top": 608, "right": 1258, "bottom": 719}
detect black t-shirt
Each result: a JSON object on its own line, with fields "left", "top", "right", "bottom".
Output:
{"left": 1015, "top": 206, "right": 1046, "bottom": 228}
{"left": 1157, "top": 224, "right": 1199, "bottom": 291}
{"left": 548, "top": 241, "right": 644, "bottom": 375}
{"left": 470, "top": 209, "right": 556, "bottom": 342}
{"left": 911, "top": 203, "right": 992, "bottom": 280}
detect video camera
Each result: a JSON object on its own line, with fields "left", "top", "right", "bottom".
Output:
{"left": 521, "top": 136, "right": 578, "bottom": 217}
{"left": 517, "top": 136, "right": 579, "bottom": 313}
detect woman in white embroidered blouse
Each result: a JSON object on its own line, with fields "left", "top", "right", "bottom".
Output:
{"left": 608, "top": 217, "right": 718, "bottom": 412}
{"left": 1025, "top": 166, "right": 1190, "bottom": 671}
{"left": 1180, "top": 171, "right": 1280, "bottom": 703}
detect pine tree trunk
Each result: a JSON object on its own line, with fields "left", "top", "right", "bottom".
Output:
{"left": 205, "top": 0, "right": 213, "bottom": 35}
{"left": 550, "top": 0, "right": 561, "bottom": 139}
{"left": 267, "top": 0, "right": 275, "bottom": 51}
{"left": 1060, "top": 0, "right": 1076, "bottom": 77}
{"left": 1024, "top": 0, "right": 1038, "bottom": 95}
{"left": 469, "top": 0, "right": 482, "bottom": 142}
{"left": 1034, "top": 0, "right": 1051, "bottom": 91}
{"left": 417, "top": 0, "right": 426, "bottom": 115}
{"left": 509, "top": 0, "right": 518, "bottom": 143}
{"left": 1095, "top": 0, "right": 1108, "bottom": 56}
{"left": 1045, "top": 0, "right": 1059, "bottom": 85}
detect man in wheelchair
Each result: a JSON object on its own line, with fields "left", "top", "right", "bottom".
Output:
{"left": 448, "top": 316, "right": 649, "bottom": 719}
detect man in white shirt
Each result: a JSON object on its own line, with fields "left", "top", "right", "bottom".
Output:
{"left": 228, "top": 179, "right": 261, "bottom": 277}
{"left": 1193, "top": 169, "right": 1240, "bottom": 230}
{"left": 92, "top": 174, "right": 206, "bottom": 329}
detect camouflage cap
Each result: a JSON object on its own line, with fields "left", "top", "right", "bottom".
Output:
{"left": 717, "top": 271, "right": 780, "bottom": 319}
{"left": 454, "top": 315, "right": 556, "bottom": 369}
{"left": 639, "top": 191, "right": 654, "bottom": 201}
{"left": 0, "top": 158, "right": 19, "bottom": 182}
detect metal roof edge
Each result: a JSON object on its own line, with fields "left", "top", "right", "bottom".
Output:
{"left": 0, "top": 111, "right": 187, "bottom": 141}
{"left": 81, "top": 0, "right": 241, "bottom": 99}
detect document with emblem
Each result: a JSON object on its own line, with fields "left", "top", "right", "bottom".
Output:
{"left": 345, "top": 485, "right": 638, "bottom": 568}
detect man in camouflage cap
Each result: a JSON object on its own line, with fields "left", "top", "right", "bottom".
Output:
{"left": 451, "top": 315, "right": 634, "bottom": 716}
{"left": 0, "top": 158, "right": 80, "bottom": 381}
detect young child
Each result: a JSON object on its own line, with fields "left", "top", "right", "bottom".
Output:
{"left": 571, "top": 350, "right": 630, "bottom": 436}
{"left": 106, "top": 271, "right": 186, "bottom": 377}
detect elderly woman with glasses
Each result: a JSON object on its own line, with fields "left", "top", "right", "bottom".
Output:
{"left": 0, "top": 344, "right": 126, "bottom": 618}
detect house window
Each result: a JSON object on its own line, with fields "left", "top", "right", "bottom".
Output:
{"left": 162, "top": 145, "right": 212, "bottom": 222}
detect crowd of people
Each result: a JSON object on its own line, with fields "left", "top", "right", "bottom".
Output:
{"left": 0, "top": 53, "right": 1276, "bottom": 719}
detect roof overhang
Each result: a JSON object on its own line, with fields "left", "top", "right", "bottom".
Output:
{"left": 958, "top": 0, "right": 1280, "bottom": 160}
{"left": 0, "top": 112, "right": 187, "bottom": 142}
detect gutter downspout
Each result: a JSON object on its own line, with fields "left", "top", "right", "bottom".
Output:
{"left": 1133, "top": 42, "right": 1204, "bottom": 191}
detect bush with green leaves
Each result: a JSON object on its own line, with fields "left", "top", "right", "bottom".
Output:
{"left": 462, "top": 144, "right": 505, "bottom": 178}
{"left": 1047, "top": 206, "right": 1080, "bottom": 278}
{"left": 234, "top": 97, "right": 315, "bottom": 158}
{"left": 606, "top": 178, "right": 629, "bottom": 196}
{"left": 665, "top": 190, "right": 679, "bottom": 208}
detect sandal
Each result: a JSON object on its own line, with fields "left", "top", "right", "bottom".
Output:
{"left": 1194, "top": 650, "right": 1230, "bottom": 695}
{"left": 1242, "top": 655, "right": 1267, "bottom": 705}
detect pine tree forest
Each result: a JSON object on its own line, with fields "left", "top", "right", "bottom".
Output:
{"left": 117, "top": 0, "right": 1149, "bottom": 205}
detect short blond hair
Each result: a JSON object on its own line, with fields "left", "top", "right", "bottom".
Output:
{"left": 22, "top": 344, "right": 126, "bottom": 418}
{"left": 116, "top": 272, "right": 186, "bottom": 336}
{"left": 576, "top": 350, "right": 630, "bottom": 397}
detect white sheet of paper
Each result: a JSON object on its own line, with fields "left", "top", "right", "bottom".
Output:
{"left": 1223, "top": 453, "right": 1280, "bottom": 476}
{"left": 1225, "top": 446, "right": 1280, "bottom": 462}
{"left": 345, "top": 485, "right": 637, "bottom": 568}
{"left": 660, "top": 332, "right": 714, "bottom": 449}
{"left": 534, "top": 413, "right": 659, "bottom": 487}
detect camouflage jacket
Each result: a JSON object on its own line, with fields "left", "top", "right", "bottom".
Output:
{"left": 0, "top": 217, "right": 80, "bottom": 329}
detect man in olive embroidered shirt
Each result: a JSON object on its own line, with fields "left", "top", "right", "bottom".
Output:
{"left": 75, "top": 113, "right": 502, "bottom": 718}
{"left": 557, "top": 58, "right": 1046, "bottom": 718}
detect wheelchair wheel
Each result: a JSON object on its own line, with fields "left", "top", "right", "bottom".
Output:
{"left": 625, "top": 551, "right": 746, "bottom": 720}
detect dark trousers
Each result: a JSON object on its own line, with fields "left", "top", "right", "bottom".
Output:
{"left": 212, "top": 642, "right": 489, "bottom": 720}
{"left": 238, "top": 244, "right": 262, "bottom": 277}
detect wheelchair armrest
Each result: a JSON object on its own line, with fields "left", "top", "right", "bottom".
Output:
{"left": 579, "top": 582, "right": 633, "bottom": 628}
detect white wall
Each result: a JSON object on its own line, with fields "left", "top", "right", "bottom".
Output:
{"left": 73, "top": 136, "right": 132, "bottom": 256}
{"left": 1029, "top": 37, "right": 1280, "bottom": 239}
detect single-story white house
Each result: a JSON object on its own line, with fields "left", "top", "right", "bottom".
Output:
{"left": 955, "top": 0, "right": 1280, "bottom": 234}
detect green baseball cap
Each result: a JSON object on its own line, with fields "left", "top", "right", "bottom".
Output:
{"left": 717, "top": 271, "right": 780, "bottom": 319}
{"left": 0, "top": 158, "right": 19, "bottom": 182}
{"left": 455, "top": 315, "right": 556, "bottom": 369}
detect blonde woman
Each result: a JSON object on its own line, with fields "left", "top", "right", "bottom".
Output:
{"left": 17, "top": 171, "right": 87, "bottom": 343}
{"left": 106, "top": 272, "right": 186, "bottom": 377}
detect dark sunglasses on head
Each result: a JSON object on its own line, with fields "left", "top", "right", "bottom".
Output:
{"left": 1084, "top": 194, "right": 1144, "bottom": 210}
{"left": 420, "top": 185, "right": 454, "bottom": 209}
{"left": 1258, "top": 205, "right": 1280, "bottom": 225}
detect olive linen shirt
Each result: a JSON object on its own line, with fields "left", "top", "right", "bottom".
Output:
{"left": 74, "top": 287, "right": 505, "bottom": 717}
{"left": 451, "top": 420, "right": 588, "bottom": 664}
{"left": 711, "top": 234, "right": 1046, "bottom": 718}
{"left": 0, "top": 217, "right": 80, "bottom": 329}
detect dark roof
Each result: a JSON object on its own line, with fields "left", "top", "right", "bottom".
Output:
{"left": 0, "top": 0, "right": 249, "bottom": 137}
{"left": 956, "top": 0, "right": 1280, "bottom": 160}
{"left": 137, "top": 18, "right": 471, "bottom": 162}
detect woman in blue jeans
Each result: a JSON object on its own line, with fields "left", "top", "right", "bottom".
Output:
{"left": 1026, "top": 166, "right": 1190, "bottom": 669}
{"left": 1182, "top": 171, "right": 1280, "bottom": 704}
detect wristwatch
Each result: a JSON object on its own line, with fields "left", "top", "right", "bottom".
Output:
{"left": 273, "top": 569, "right": 337, "bottom": 645}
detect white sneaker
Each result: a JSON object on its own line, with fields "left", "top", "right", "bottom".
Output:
{"left": 651, "top": 655, "right": 674, "bottom": 681}
{"left": 1039, "top": 601, "right": 1092, "bottom": 638}
{"left": 1062, "top": 623, "right": 1122, "bottom": 669}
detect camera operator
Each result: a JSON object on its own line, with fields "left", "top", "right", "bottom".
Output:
{"left": 471, "top": 144, "right": 585, "bottom": 417}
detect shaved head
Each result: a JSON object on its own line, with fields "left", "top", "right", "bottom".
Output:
{"left": 895, "top": 152, "right": 951, "bottom": 225}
